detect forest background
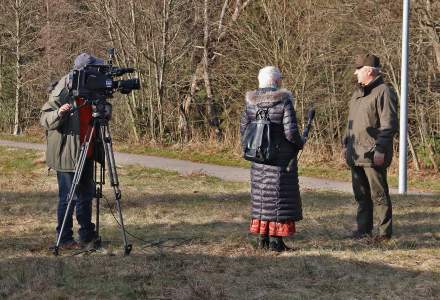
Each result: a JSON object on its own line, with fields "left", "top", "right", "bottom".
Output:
{"left": 0, "top": 0, "right": 439, "bottom": 173}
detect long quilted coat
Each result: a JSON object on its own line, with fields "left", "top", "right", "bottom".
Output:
{"left": 240, "top": 88, "right": 304, "bottom": 222}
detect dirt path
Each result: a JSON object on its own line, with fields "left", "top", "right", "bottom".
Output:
{"left": 0, "top": 140, "right": 432, "bottom": 195}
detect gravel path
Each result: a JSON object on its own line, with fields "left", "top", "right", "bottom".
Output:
{"left": 0, "top": 140, "right": 433, "bottom": 196}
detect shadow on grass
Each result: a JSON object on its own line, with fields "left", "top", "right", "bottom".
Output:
{"left": 0, "top": 249, "right": 439, "bottom": 299}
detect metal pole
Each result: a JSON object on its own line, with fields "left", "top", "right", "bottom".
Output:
{"left": 399, "top": 0, "right": 410, "bottom": 194}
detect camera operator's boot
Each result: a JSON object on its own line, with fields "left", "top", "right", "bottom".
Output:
{"left": 58, "top": 240, "right": 81, "bottom": 251}
{"left": 79, "top": 230, "right": 99, "bottom": 249}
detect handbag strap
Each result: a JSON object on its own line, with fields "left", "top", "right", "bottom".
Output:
{"left": 256, "top": 104, "right": 270, "bottom": 120}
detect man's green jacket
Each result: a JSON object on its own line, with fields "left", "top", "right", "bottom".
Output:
{"left": 343, "top": 75, "right": 398, "bottom": 168}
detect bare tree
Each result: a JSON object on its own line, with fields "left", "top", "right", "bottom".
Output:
{"left": 178, "top": 0, "right": 252, "bottom": 142}
{"left": 416, "top": 0, "right": 440, "bottom": 73}
{"left": 0, "top": 0, "right": 40, "bottom": 135}
{"left": 91, "top": 0, "right": 193, "bottom": 142}
{"left": 0, "top": 0, "right": 437, "bottom": 170}
{"left": 0, "top": 46, "right": 3, "bottom": 96}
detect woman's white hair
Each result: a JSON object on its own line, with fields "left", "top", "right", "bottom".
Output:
{"left": 258, "top": 66, "right": 282, "bottom": 88}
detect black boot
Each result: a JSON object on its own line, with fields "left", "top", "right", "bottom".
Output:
{"left": 269, "top": 236, "right": 290, "bottom": 252}
{"left": 256, "top": 235, "right": 269, "bottom": 249}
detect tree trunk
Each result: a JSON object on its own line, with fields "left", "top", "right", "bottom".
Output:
{"left": 147, "top": 51, "right": 156, "bottom": 141}
{"left": 408, "top": 135, "right": 420, "bottom": 171}
{"left": 14, "top": 60, "right": 21, "bottom": 135}
{"left": 156, "top": 0, "right": 172, "bottom": 141}
{"left": 179, "top": 64, "right": 203, "bottom": 142}
{"left": 13, "top": 0, "right": 22, "bottom": 135}
{"left": 427, "top": 143, "right": 439, "bottom": 172}
{"left": 203, "top": 0, "right": 221, "bottom": 139}
{"left": 0, "top": 53, "right": 3, "bottom": 95}
{"left": 45, "top": 0, "right": 52, "bottom": 79}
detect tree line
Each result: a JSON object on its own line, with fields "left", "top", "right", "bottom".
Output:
{"left": 0, "top": 0, "right": 439, "bottom": 170}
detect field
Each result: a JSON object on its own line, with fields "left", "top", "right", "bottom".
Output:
{"left": 0, "top": 146, "right": 439, "bottom": 299}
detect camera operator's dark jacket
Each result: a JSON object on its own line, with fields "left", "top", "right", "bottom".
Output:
{"left": 342, "top": 75, "right": 398, "bottom": 168}
{"left": 240, "top": 88, "right": 304, "bottom": 222}
{"left": 40, "top": 75, "right": 99, "bottom": 172}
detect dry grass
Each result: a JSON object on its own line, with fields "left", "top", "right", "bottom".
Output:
{"left": 0, "top": 146, "right": 439, "bottom": 299}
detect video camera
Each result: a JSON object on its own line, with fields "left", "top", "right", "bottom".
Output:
{"left": 68, "top": 48, "right": 140, "bottom": 102}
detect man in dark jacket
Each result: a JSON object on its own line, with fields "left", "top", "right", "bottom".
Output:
{"left": 342, "top": 53, "right": 398, "bottom": 241}
{"left": 240, "top": 66, "right": 304, "bottom": 252}
{"left": 40, "top": 53, "right": 104, "bottom": 249}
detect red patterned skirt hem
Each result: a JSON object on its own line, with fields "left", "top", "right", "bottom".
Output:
{"left": 249, "top": 219, "right": 296, "bottom": 237}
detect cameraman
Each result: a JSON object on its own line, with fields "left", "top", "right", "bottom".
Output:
{"left": 40, "top": 53, "right": 104, "bottom": 249}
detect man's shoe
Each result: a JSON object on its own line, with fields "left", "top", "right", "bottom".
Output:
{"left": 80, "top": 231, "right": 99, "bottom": 248}
{"left": 348, "top": 231, "right": 372, "bottom": 240}
{"left": 373, "top": 235, "right": 391, "bottom": 243}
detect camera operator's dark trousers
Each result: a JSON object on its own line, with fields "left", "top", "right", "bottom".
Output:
{"left": 351, "top": 166, "right": 392, "bottom": 238}
{"left": 56, "top": 159, "right": 96, "bottom": 244}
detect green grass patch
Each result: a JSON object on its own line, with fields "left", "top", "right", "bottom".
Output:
{"left": 0, "top": 147, "right": 41, "bottom": 174}
{"left": 115, "top": 142, "right": 251, "bottom": 168}
{"left": 299, "top": 163, "right": 351, "bottom": 181}
{"left": 1, "top": 133, "right": 439, "bottom": 192}
{"left": 0, "top": 133, "right": 44, "bottom": 144}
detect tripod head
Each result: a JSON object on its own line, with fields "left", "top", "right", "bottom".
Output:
{"left": 90, "top": 99, "right": 112, "bottom": 120}
{"left": 68, "top": 97, "right": 112, "bottom": 122}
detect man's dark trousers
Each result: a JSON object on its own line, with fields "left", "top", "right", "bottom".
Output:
{"left": 351, "top": 166, "right": 392, "bottom": 237}
{"left": 56, "top": 159, "right": 96, "bottom": 244}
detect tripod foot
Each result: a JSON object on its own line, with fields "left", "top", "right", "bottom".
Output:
{"left": 124, "top": 244, "right": 133, "bottom": 256}
{"left": 52, "top": 246, "right": 59, "bottom": 256}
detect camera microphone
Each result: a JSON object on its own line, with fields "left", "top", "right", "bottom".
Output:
{"left": 286, "top": 107, "right": 316, "bottom": 171}
{"left": 111, "top": 67, "right": 135, "bottom": 76}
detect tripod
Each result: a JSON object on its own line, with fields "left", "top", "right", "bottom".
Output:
{"left": 53, "top": 101, "right": 132, "bottom": 256}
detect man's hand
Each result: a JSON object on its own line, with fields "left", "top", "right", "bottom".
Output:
{"left": 341, "top": 147, "right": 347, "bottom": 161}
{"left": 58, "top": 103, "right": 72, "bottom": 117}
{"left": 373, "top": 151, "right": 385, "bottom": 166}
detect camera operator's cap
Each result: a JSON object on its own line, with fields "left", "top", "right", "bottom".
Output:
{"left": 355, "top": 53, "right": 381, "bottom": 69}
{"left": 73, "top": 53, "right": 104, "bottom": 70}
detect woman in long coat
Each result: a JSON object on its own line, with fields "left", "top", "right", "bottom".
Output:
{"left": 240, "top": 66, "right": 304, "bottom": 252}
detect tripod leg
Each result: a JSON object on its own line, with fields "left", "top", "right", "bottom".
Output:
{"left": 54, "top": 126, "right": 96, "bottom": 256}
{"left": 93, "top": 161, "right": 103, "bottom": 249}
{"left": 99, "top": 124, "right": 132, "bottom": 255}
